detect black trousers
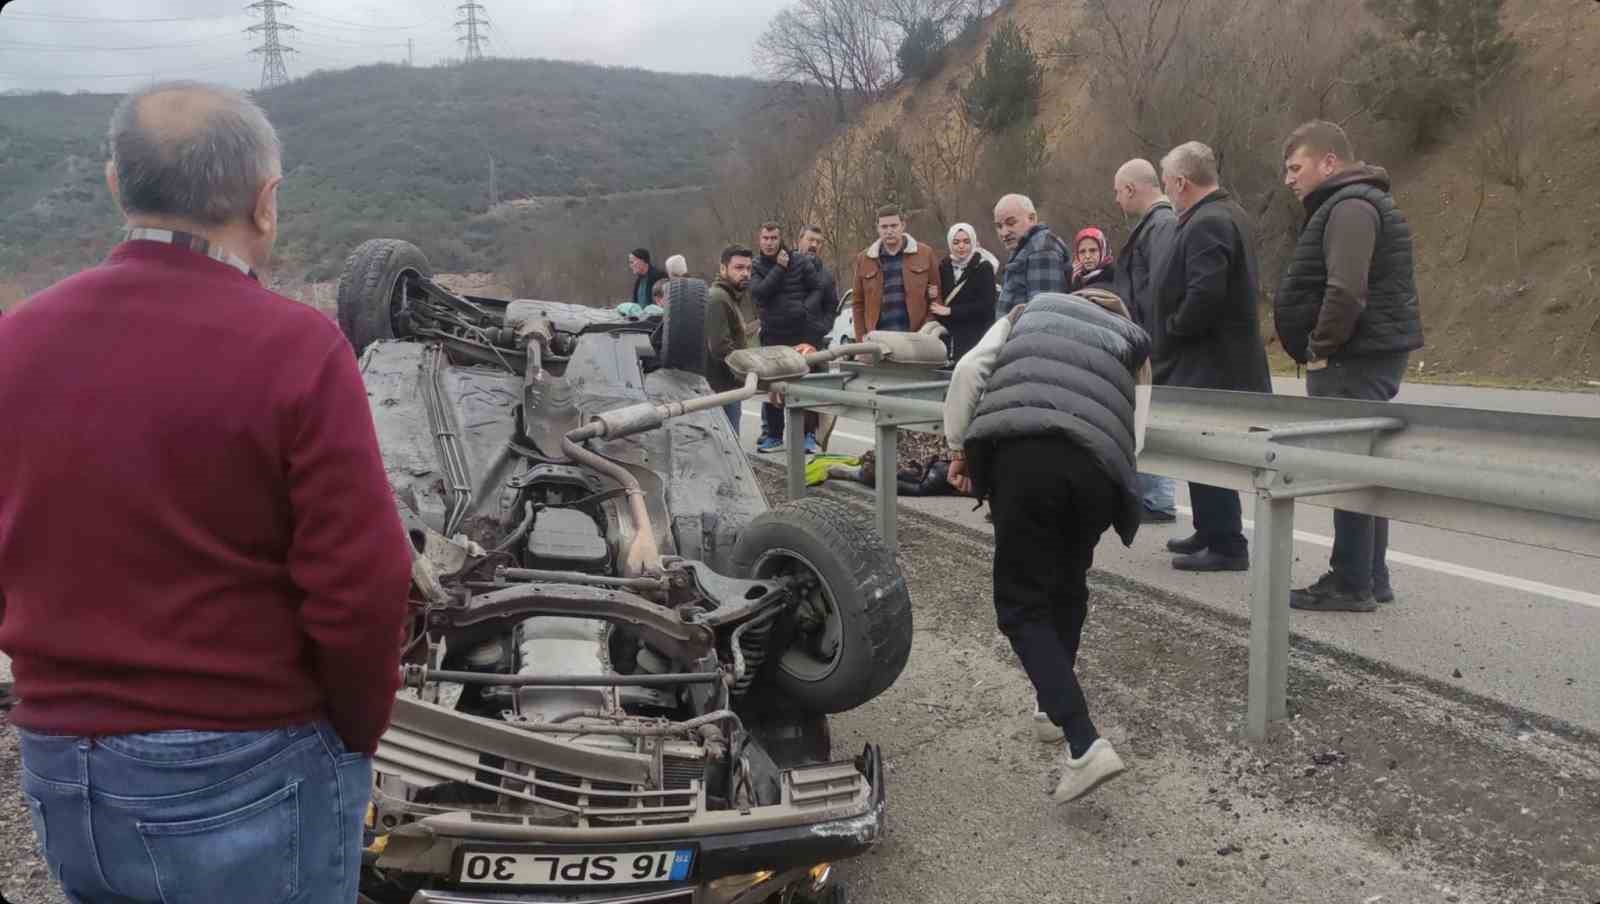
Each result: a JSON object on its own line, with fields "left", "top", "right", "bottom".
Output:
{"left": 988, "top": 437, "right": 1117, "bottom": 752}
{"left": 1307, "top": 351, "right": 1408, "bottom": 591}
{"left": 1189, "top": 482, "right": 1248, "bottom": 557}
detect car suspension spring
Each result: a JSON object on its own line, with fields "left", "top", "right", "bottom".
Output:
{"left": 730, "top": 615, "right": 776, "bottom": 697}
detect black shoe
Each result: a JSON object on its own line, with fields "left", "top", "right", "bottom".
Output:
{"left": 1166, "top": 532, "right": 1206, "bottom": 555}
{"left": 1290, "top": 572, "right": 1377, "bottom": 612}
{"left": 1172, "top": 550, "right": 1249, "bottom": 572}
{"left": 1372, "top": 577, "right": 1395, "bottom": 604}
{"left": 1141, "top": 508, "right": 1177, "bottom": 524}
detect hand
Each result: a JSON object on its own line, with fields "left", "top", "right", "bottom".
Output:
{"left": 793, "top": 343, "right": 816, "bottom": 355}
{"left": 929, "top": 303, "right": 951, "bottom": 317}
{"left": 776, "top": 249, "right": 790, "bottom": 269}
{"left": 926, "top": 284, "right": 939, "bottom": 300}
{"left": 1306, "top": 358, "right": 1329, "bottom": 371}
{"left": 768, "top": 390, "right": 783, "bottom": 406}
{"left": 947, "top": 455, "right": 972, "bottom": 495}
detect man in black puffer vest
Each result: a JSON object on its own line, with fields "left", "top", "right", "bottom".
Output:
{"left": 1278, "top": 120, "right": 1424, "bottom": 613}
{"left": 945, "top": 289, "right": 1151, "bottom": 804}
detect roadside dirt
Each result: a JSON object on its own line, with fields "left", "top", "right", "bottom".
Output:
{"left": 753, "top": 464, "right": 1600, "bottom": 903}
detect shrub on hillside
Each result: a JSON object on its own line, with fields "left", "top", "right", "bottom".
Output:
{"left": 1356, "top": 0, "right": 1515, "bottom": 148}
{"left": 960, "top": 22, "right": 1043, "bottom": 134}
{"left": 898, "top": 17, "right": 947, "bottom": 82}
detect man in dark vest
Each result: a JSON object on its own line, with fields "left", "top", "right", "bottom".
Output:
{"left": 1278, "top": 120, "right": 1424, "bottom": 612}
{"left": 1153, "top": 141, "right": 1273, "bottom": 573}
{"left": 945, "top": 289, "right": 1151, "bottom": 804}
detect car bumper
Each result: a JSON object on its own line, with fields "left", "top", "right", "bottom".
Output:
{"left": 372, "top": 745, "right": 885, "bottom": 904}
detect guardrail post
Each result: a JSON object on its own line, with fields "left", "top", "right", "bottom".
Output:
{"left": 875, "top": 423, "right": 899, "bottom": 555}
{"left": 1246, "top": 489, "right": 1293, "bottom": 738}
{"left": 785, "top": 401, "right": 806, "bottom": 501}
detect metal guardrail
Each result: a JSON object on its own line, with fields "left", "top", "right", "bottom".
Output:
{"left": 775, "top": 365, "right": 1600, "bottom": 739}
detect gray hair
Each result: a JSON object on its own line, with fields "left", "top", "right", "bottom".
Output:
{"left": 664, "top": 254, "right": 688, "bottom": 277}
{"left": 995, "top": 193, "right": 1036, "bottom": 215}
{"left": 1160, "top": 141, "right": 1219, "bottom": 187}
{"left": 108, "top": 81, "right": 281, "bottom": 227}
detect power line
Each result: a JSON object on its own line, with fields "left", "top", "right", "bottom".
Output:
{"left": 246, "top": 0, "right": 296, "bottom": 91}
{"left": 2, "top": 11, "right": 246, "bottom": 24}
{"left": 455, "top": 2, "right": 489, "bottom": 63}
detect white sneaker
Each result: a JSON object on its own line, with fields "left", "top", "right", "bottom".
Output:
{"left": 1051, "top": 738, "right": 1126, "bottom": 803}
{"left": 1032, "top": 711, "right": 1065, "bottom": 743}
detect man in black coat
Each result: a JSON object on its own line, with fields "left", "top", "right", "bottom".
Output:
{"left": 1278, "top": 120, "right": 1424, "bottom": 612}
{"left": 1112, "top": 158, "right": 1181, "bottom": 524}
{"left": 750, "top": 221, "right": 824, "bottom": 453}
{"left": 1153, "top": 141, "right": 1273, "bottom": 572}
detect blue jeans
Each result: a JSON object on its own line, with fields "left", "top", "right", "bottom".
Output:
{"left": 19, "top": 722, "right": 371, "bottom": 904}
{"left": 723, "top": 402, "right": 742, "bottom": 437}
{"left": 1137, "top": 472, "right": 1175, "bottom": 515}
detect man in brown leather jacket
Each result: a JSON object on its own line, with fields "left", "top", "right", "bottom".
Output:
{"left": 852, "top": 204, "right": 940, "bottom": 338}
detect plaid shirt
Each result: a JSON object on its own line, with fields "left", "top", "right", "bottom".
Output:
{"left": 997, "top": 224, "right": 1068, "bottom": 315}
{"left": 876, "top": 250, "right": 910, "bottom": 332}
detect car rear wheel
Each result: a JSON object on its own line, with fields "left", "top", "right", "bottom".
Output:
{"left": 731, "top": 498, "right": 912, "bottom": 714}
{"left": 658, "top": 277, "right": 708, "bottom": 373}
{"left": 336, "top": 238, "right": 431, "bottom": 355}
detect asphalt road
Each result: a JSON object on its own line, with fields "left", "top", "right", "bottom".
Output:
{"left": 743, "top": 378, "right": 1600, "bottom": 733}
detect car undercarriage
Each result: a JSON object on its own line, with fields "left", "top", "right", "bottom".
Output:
{"left": 337, "top": 239, "right": 927, "bottom": 904}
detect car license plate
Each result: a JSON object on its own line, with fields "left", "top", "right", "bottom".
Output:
{"left": 458, "top": 848, "right": 694, "bottom": 886}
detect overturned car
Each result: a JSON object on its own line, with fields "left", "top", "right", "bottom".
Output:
{"left": 338, "top": 239, "right": 926, "bottom": 904}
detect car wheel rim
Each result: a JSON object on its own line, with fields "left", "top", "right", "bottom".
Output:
{"left": 751, "top": 547, "right": 843, "bottom": 683}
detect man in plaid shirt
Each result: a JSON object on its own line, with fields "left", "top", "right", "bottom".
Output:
{"left": 994, "top": 193, "right": 1070, "bottom": 316}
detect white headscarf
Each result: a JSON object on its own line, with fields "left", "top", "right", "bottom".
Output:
{"left": 946, "top": 222, "right": 998, "bottom": 280}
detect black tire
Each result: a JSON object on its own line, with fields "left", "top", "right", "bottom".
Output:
{"left": 731, "top": 498, "right": 912, "bottom": 713}
{"left": 336, "top": 239, "right": 432, "bottom": 354}
{"left": 658, "top": 277, "right": 708, "bottom": 373}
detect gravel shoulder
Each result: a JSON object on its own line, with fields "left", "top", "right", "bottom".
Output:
{"left": 754, "top": 463, "right": 1600, "bottom": 904}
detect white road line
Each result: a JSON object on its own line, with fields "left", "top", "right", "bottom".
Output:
{"left": 750, "top": 411, "right": 1600, "bottom": 609}
{"left": 1170, "top": 505, "right": 1600, "bottom": 611}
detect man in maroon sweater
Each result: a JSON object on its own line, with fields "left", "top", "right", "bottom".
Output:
{"left": 0, "top": 81, "right": 412, "bottom": 903}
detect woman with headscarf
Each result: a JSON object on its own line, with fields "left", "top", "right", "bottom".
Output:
{"left": 933, "top": 222, "right": 999, "bottom": 362}
{"left": 1070, "top": 226, "right": 1117, "bottom": 292}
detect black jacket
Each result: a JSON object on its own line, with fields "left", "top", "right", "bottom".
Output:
{"left": 804, "top": 254, "right": 841, "bottom": 348}
{"left": 750, "top": 249, "right": 824, "bottom": 346}
{"left": 1071, "top": 263, "right": 1116, "bottom": 294}
{"left": 631, "top": 266, "right": 666, "bottom": 307}
{"left": 1111, "top": 200, "right": 1178, "bottom": 331}
{"left": 1151, "top": 189, "right": 1272, "bottom": 392}
{"left": 963, "top": 293, "right": 1151, "bottom": 546}
{"left": 936, "top": 255, "right": 997, "bottom": 361}
{"left": 1275, "top": 167, "right": 1423, "bottom": 364}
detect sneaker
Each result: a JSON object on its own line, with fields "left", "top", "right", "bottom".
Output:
{"left": 803, "top": 433, "right": 821, "bottom": 455}
{"left": 1290, "top": 572, "right": 1377, "bottom": 612}
{"left": 1165, "top": 532, "right": 1206, "bottom": 555}
{"left": 1033, "top": 711, "right": 1065, "bottom": 744}
{"left": 1141, "top": 508, "right": 1178, "bottom": 524}
{"left": 1172, "top": 550, "right": 1249, "bottom": 572}
{"left": 755, "top": 435, "right": 784, "bottom": 454}
{"left": 1052, "top": 738, "right": 1126, "bottom": 803}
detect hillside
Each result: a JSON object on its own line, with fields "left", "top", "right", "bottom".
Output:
{"left": 0, "top": 58, "right": 772, "bottom": 293}
{"left": 807, "top": 0, "right": 1600, "bottom": 387}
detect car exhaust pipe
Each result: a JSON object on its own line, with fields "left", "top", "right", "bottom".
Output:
{"left": 562, "top": 373, "right": 761, "bottom": 576}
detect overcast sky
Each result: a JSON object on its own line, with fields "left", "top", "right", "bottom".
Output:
{"left": 0, "top": 0, "right": 785, "bottom": 94}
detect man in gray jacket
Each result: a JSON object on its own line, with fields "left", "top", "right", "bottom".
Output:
{"left": 1111, "top": 158, "right": 1179, "bottom": 524}
{"left": 945, "top": 289, "right": 1151, "bottom": 804}
{"left": 1278, "top": 120, "right": 1423, "bottom": 612}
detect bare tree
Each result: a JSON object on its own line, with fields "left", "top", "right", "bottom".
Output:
{"left": 903, "top": 104, "right": 984, "bottom": 232}
{"left": 755, "top": 0, "right": 894, "bottom": 122}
